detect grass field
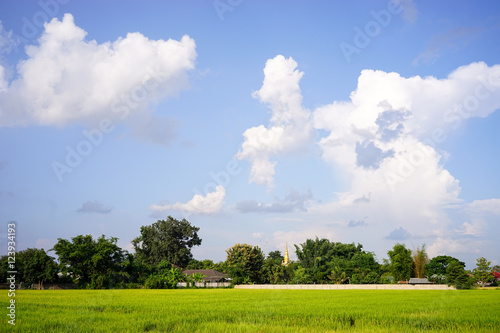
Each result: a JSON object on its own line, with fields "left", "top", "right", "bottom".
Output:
{"left": 2, "top": 288, "right": 499, "bottom": 332}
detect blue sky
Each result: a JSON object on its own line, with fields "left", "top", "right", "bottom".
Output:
{"left": 1, "top": 0, "right": 499, "bottom": 269}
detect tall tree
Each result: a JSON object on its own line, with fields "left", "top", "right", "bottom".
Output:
{"left": 294, "top": 238, "right": 332, "bottom": 283}
{"left": 295, "top": 238, "right": 380, "bottom": 284}
{"left": 387, "top": 243, "right": 413, "bottom": 282}
{"left": 18, "top": 248, "right": 58, "bottom": 287}
{"left": 473, "top": 257, "right": 494, "bottom": 287}
{"left": 132, "top": 216, "right": 201, "bottom": 267}
{"left": 445, "top": 260, "right": 471, "bottom": 289}
{"left": 0, "top": 249, "right": 58, "bottom": 287}
{"left": 262, "top": 251, "right": 286, "bottom": 284}
{"left": 425, "top": 255, "right": 465, "bottom": 284}
{"left": 52, "top": 235, "right": 125, "bottom": 288}
{"left": 412, "top": 244, "right": 429, "bottom": 278}
{"left": 225, "top": 243, "right": 264, "bottom": 284}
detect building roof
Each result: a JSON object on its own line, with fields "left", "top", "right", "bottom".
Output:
{"left": 409, "top": 278, "right": 431, "bottom": 284}
{"left": 182, "top": 269, "right": 229, "bottom": 282}
{"left": 493, "top": 271, "right": 500, "bottom": 279}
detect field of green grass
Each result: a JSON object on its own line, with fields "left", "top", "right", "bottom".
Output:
{"left": 2, "top": 288, "right": 499, "bottom": 332}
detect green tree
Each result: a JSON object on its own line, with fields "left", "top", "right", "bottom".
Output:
{"left": 446, "top": 260, "right": 471, "bottom": 289}
{"left": 0, "top": 249, "right": 58, "bottom": 287}
{"left": 225, "top": 243, "right": 264, "bottom": 284}
{"left": 294, "top": 238, "right": 332, "bottom": 283}
{"left": 267, "top": 250, "right": 284, "bottom": 262}
{"left": 295, "top": 238, "right": 380, "bottom": 284}
{"left": 412, "top": 244, "right": 429, "bottom": 278}
{"left": 425, "top": 255, "right": 465, "bottom": 284}
{"left": 144, "top": 260, "right": 185, "bottom": 289}
{"left": 387, "top": 243, "right": 413, "bottom": 282}
{"left": 52, "top": 235, "right": 125, "bottom": 288}
{"left": 18, "top": 248, "right": 58, "bottom": 287}
{"left": 262, "top": 251, "right": 286, "bottom": 284}
{"left": 327, "top": 265, "right": 348, "bottom": 284}
{"left": 132, "top": 216, "right": 201, "bottom": 267}
{"left": 472, "top": 257, "right": 494, "bottom": 287}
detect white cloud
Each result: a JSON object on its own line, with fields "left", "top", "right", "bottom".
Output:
{"left": 427, "top": 237, "right": 482, "bottom": 260}
{"left": 454, "top": 220, "right": 484, "bottom": 236}
{"left": 242, "top": 58, "right": 500, "bottom": 265}
{"left": 0, "top": 65, "right": 6, "bottom": 92}
{"left": 466, "top": 198, "right": 500, "bottom": 216}
{"left": 236, "top": 55, "right": 314, "bottom": 187}
{"left": 151, "top": 185, "right": 226, "bottom": 215}
{"left": 0, "top": 13, "right": 197, "bottom": 129}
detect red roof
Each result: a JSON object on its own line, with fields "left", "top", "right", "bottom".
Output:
{"left": 493, "top": 271, "right": 500, "bottom": 279}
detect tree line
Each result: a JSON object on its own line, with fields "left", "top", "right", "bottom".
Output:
{"left": 1, "top": 217, "right": 497, "bottom": 289}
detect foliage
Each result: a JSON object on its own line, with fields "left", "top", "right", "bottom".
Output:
{"left": 387, "top": 243, "right": 413, "bottom": 282}
{"left": 262, "top": 250, "right": 289, "bottom": 284}
{"left": 267, "top": 250, "right": 284, "bottom": 262}
{"left": 425, "top": 255, "right": 466, "bottom": 284}
{"left": 225, "top": 243, "right": 264, "bottom": 284}
{"left": 472, "top": 257, "right": 494, "bottom": 287}
{"left": 295, "top": 238, "right": 381, "bottom": 284}
{"left": 186, "top": 259, "right": 227, "bottom": 273}
{"left": 446, "top": 260, "right": 472, "bottom": 289}
{"left": 412, "top": 244, "right": 429, "bottom": 278}
{"left": 132, "top": 216, "right": 201, "bottom": 267}
{"left": 144, "top": 260, "right": 185, "bottom": 289}
{"left": 327, "top": 265, "right": 348, "bottom": 284}
{"left": 51, "top": 235, "right": 126, "bottom": 288}
{"left": 0, "top": 249, "right": 58, "bottom": 286}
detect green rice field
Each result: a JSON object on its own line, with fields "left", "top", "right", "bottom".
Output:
{"left": 2, "top": 288, "right": 499, "bottom": 332}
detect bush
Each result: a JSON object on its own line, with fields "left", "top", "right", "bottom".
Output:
{"left": 145, "top": 275, "right": 168, "bottom": 289}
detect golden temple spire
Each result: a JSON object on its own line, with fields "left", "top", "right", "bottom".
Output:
{"left": 282, "top": 242, "right": 289, "bottom": 266}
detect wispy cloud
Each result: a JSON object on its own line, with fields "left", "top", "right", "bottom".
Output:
{"left": 385, "top": 227, "right": 411, "bottom": 240}
{"left": 77, "top": 200, "right": 112, "bottom": 214}
{"left": 236, "top": 188, "right": 313, "bottom": 213}
{"left": 413, "top": 27, "right": 483, "bottom": 66}
{"left": 348, "top": 220, "right": 366, "bottom": 227}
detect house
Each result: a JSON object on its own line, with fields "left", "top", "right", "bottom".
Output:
{"left": 408, "top": 278, "right": 431, "bottom": 285}
{"left": 182, "top": 269, "right": 229, "bottom": 282}
{"left": 493, "top": 271, "right": 500, "bottom": 282}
